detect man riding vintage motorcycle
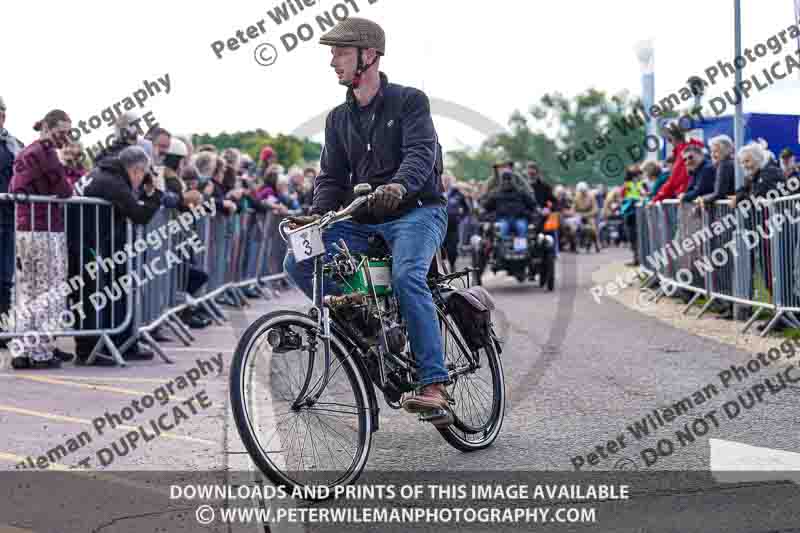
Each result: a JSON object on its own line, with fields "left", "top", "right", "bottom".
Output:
{"left": 572, "top": 182, "right": 601, "bottom": 252}
{"left": 483, "top": 170, "right": 538, "bottom": 240}
{"left": 471, "top": 167, "right": 556, "bottom": 289}
{"left": 282, "top": 18, "right": 455, "bottom": 424}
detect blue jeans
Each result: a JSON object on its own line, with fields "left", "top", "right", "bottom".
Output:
{"left": 497, "top": 218, "right": 528, "bottom": 239}
{"left": 284, "top": 205, "right": 449, "bottom": 386}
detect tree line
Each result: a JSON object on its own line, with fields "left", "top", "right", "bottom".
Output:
{"left": 447, "top": 89, "right": 678, "bottom": 185}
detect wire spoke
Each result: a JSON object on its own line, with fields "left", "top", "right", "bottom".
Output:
{"left": 240, "top": 316, "right": 368, "bottom": 484}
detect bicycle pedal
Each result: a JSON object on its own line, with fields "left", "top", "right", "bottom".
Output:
{"left": 418, "top": 408, "right": 454, "bottom": 427}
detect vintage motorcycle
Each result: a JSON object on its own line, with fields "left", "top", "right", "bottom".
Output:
{"left": 470, "top": 212, "right": 556, "bottom": 290}
{"left": 599, "top": 215, "right": 625, "bottom": 247}
{"left": 575, "top": 216, "right": 600, "bottom": 253}
{"left": 230, "top": 184, "right": 506, "bottom": 495}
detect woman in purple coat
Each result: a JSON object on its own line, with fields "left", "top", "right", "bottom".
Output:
{"left": 9, "top": 109, "right": 74, "bottom": 369}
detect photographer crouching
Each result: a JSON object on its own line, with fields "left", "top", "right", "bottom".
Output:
{"left": 72, "top": 146, "right": 162, "bottom": 365}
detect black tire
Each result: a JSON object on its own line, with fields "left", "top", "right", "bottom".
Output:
{"left": 540, "top": 254, "right": 555, "bottom": 291}
{"left": 435, "top": 313, "right": 505, "bottom": 452}
{"left": 230, "top": 310, "right": 374, "bottom": 495}
{"left": 471, "top": 250, "right": 484, "bottom": 286}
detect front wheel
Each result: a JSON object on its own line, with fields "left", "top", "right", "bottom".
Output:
{"left": 230, "top": 310, "right": 374, "bottom": 495}
{"left": 581, "top": 229, "right": 592, "bottom": 253}
{"left": 542, "top": 254, "right": 556, "bottom": 291}
{"left": 436, "top": 312, "right": 505, "bottom": 451}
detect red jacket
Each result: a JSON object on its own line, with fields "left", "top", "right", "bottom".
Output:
{"left": 10, "top": 139, "right": 73, "bottom": 232}
{"left": 652, "top": 139, "right": 705, "bottom": 203}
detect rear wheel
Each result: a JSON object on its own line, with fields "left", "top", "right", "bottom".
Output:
{"left": 230, "top": 310, "right": 374, "bottom": 495}
{"left": 435, "top": 312, "right": 505, "bottom": 451}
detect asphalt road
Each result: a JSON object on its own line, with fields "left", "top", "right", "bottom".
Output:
{"left": 1, "top": 248, "right": 799, "bottom": 532}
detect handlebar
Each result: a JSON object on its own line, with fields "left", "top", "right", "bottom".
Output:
{"left": 278, "top": 192, "right": 375, "bottom": 243}
{"left": 325, "top": 192, "right": 374, "bottom": 226}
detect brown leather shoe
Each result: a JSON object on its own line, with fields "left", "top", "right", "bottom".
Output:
{"left": 402, "top": 383, "right": 449, "bottom": 413}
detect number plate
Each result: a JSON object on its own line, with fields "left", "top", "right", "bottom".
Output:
{"left": 288, "top": 224, "right": 325, "bottom": 263}
{"left": 513, "top": 237, "right": 528, "bottom": 252}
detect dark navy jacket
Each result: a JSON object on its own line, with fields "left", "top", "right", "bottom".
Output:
{"left": 682, "top": 158, "right": 716, "bottom": 203}
{"left": 701, "top": 156, "right": 736, "bottom": 204}
{"left": 0, "top": 140, "right": 16, "bottom": 227}
{"left": 446, "top": 187, "right": 470, "bottom": 225}
{"left": 483, "top": 187, "right": 538, "bottom": 219}
{"left": 312, "top": 72, "right": 444, "bottom": 224}
{"left": 71, "top": 157, "right": 162, "bottom": 255}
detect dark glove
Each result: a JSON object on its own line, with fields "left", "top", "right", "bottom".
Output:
{"left": 286, "top": 213, "right": 321, "bottom": 230}
{"left": 369, "top": 183, "right": 407, "bottom": 215}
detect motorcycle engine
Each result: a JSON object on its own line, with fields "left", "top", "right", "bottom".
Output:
{"left": 331, "top": 292, "right": 406, "bottom": 353}
{"left": 362, "top": 299, "right": 411, "bottom": 403}
{"left": 384, "top": 320, "right": 407, "bottom": 354}
{"left": 372, "top": 296, "right": 406, "bottom": 353}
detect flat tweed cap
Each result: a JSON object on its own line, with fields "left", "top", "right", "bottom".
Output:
{"left": 319, "top": 17, "right": 385, "bottom": 55}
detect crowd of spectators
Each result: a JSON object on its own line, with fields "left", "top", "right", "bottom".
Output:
{"left": 0, "top": 100, "right": 317, "bottom": 369}
{"left": 621, "top": 120, "right": 800, "bottom": 328}
{"left": 442, "top": 119, "right": 800, "bottom": 318}
{"left": 3, "top": 98, "right": 799, "bottom": 369}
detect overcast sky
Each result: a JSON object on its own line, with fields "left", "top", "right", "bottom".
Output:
{"left": 5, "top": 0, "right": 799, "bottom": 152}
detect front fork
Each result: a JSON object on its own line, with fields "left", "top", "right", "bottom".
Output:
{"left": 292, "top": 255, "right": 382, "bottom": 431}
{"left": 292, "top": 256, "right": 332, "bottom": 409}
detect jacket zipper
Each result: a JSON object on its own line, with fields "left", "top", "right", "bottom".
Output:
{"left": 349, "top": 91, "right": 383, "bottom": 154}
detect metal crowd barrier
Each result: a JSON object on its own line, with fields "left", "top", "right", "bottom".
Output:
{"left": 635, "top": 205, "right": 651, "bottom": 276}
{"left": 699, "top": 202, "right": 736, "bottom": 306}
{"left": 753, "top": 193, "right": 800, "bottom": 333}
{"left": 0, "top": 194, "right": 134, "bottom": 365}
{"left": 134, "top": 208, "right": 196, "bottom": 363}
{"left": 635, "top": 195, "right": 793, "bottom": 336}
{"left": 642, "top": 201, "right": 683, "bottom": 300}
{"left": 0, "top": 193, "right": 291, "bottom": 366}
{"left": 687, "top": 200, "right": 776, "bottom": 332}
{"left": 651, "top": 200, "right": 711, "bottom": 311}
{"left": 136, "top": 206, "right": 291, "bottom": 360}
